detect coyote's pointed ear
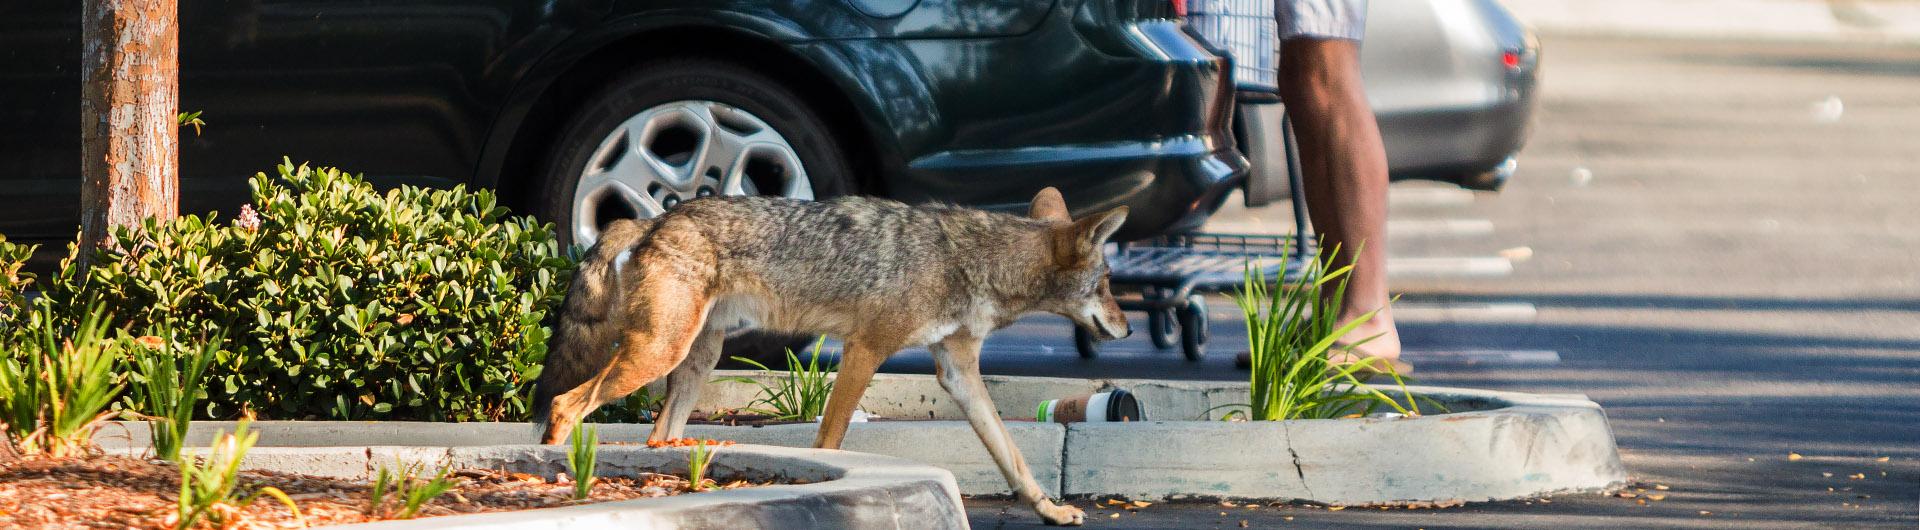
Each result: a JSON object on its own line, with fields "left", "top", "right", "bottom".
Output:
{"left": 1080, "top": 207, "right": 1128, "bottom": 247}
{"left": 1055, "top": 206, "right": 1128, "bottom": 264}
{"left": 1029, "top": 187, "right": 1071, "bottom": 224}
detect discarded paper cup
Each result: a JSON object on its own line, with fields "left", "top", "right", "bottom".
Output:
{"left": 1036, "top": 389, "right": 1143, "bottom": 423}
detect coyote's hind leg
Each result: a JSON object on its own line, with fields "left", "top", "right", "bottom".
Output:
{"left": 541, "top": 270, "right": 713, "bottom": 444}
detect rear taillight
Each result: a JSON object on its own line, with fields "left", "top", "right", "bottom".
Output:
{"left": 1501, "top": 50, "right": 1521, "bottom": 70}
{"left": 1170, "top": 0, "right": 1187, "bottom": 18}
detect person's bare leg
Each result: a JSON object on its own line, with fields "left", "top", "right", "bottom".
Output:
{"left": 1279, "top": 38, "right": 1401, "bottom": 362}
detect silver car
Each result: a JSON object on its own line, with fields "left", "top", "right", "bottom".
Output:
{"left": 1209, "top": 0, "right": 1541, "bottom": 205}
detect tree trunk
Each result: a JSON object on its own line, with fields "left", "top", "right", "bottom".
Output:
{"left": 79, "top": 0, "right": 179, "bottom": 260}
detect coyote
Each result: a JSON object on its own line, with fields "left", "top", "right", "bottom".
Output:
{"left": 532, "top": 188, "right": 1130, "bottom": 525}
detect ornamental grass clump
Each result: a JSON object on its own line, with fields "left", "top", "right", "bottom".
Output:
{"left": 0, "top": 306, "right": 124, "bottom": 458}
{"left": 1230, "top": 244, "right": 1423, "bottom": 421}
{"left": 725, "top": 337, "right": 836, "bottom": 421}
{"left": 37, "top": 159, "right": 573, "bottom": 422}
{"left": 129, "top": 330, "right": 219, "bottom": 462}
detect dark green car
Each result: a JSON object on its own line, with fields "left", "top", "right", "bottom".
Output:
{"left": 0, "top": 0, "right": 1241, "bottom": 249}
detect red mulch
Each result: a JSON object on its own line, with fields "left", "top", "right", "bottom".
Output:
{"left": 0, "top": 454, "right": 764, "bottom": 529}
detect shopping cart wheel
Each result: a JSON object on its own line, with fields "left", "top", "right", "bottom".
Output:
{"left": 1148, "top": 307, "right": 1177, "bottom": 349}
{"left": 1074, "top": 326, "right": 1099, "bottom": 359}
{"left": 1178, "top": 294, "right": 1210, "bottom": 361}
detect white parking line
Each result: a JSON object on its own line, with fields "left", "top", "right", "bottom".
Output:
{"left": 1401, "top": 349, "right": 1561, "bottom": 365}
{"left": 1392, "top": 301, "right": 1536, "bottom": 323}
{"left": 1387, "top": 219, "right": 1495, "bottom": 237}
{"left": 1388, "top": 257, "right": 1513, "bottom": 278}
{"left": 1388, "top": 187, "right": 1477, "bottom": 207}
{"left": 1201, "top": 219, "right": 1495, "bottom": 238}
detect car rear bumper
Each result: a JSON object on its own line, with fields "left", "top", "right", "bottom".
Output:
{"left": 1379, "top": 92, "right": 1537, "bottom": 188}
{"left": 887, "top": 19, "right": 1247, "bottom": 240}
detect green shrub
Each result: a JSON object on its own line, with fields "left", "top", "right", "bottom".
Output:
{"left": 40, "top": 160, "right": 574, "bottom": 421}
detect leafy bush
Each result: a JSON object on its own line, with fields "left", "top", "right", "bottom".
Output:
{"left": 39, "top": 160, "right": 574, "bottom": 421}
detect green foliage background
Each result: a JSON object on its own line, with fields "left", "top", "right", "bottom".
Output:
{"left": 6, "top": 161, "right": 575, "bottom": 421}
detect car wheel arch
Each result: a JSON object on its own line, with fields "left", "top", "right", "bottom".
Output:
{"left": 480, "top": 24, "right": 891, "bottom": 211}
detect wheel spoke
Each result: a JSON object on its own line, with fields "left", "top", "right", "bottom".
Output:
{"left": 571, "top": 99, "right": 821, "bottom": 247}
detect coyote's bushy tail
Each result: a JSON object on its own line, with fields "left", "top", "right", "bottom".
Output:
{"left": 530, "top": 218, "right": 653, "bottom": 428}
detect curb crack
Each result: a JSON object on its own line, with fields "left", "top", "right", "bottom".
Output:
{"left": 1281, "top": 420, "right": 1314, "bottom": 499}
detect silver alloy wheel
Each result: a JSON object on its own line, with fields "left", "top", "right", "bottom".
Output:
{"left": 571, "top": 99, "right": 814, "bottom": 246}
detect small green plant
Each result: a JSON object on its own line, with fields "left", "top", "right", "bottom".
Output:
{"left": 177, "top": 111, "right": 206, "bottom": 135}
{"left": 368, "top": 461, "right": 457, "bottom": 519}
{"left": 1227, "top": 244, "right": 1421, "bottom": 421}
{"left": 686, "top": 439, "right": 717, "bottom": 492}
{"left": 129, "top": 331, "right": 219, "bottom": 462}
{"left": 725, "top": 337, "right": 837, "bottom": 421}
{"left": 0, "top": 306, "right": 124, "bottom": 458}
{"left": 567, "top": 421, "right": 598, "bottom": 500}
{"left": 175, "top": 421, "right": 303, "bottom": 530}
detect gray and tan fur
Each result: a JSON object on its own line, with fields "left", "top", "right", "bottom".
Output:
{"left": 535, "top": 188, "right": 1130, "bottom": 526}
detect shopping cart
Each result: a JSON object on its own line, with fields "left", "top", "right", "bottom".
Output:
{"left": 1071, "top": 0, "right": 1314, "bottom": 361}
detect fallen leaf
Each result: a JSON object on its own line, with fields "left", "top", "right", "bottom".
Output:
{"left": 1876, "top": 456, "right": 1891, "bottom": 462}
{"left": 1699, "top": 511, "right": 1712, "bottom": 516}
{"left": 1106, "top": 499, "right": 1127, "bottom": 506}
{"left": 1848, "top": 473, "right": 1865, "bottom": 480}
{"left": 1616, "top": 492, "right": 1637, "bottom": 498}
{"left": 1789, "top": 453, "right": 1804, "bottom": 461}
{"left": 1130, "top": 501, "right": 1152, "bottom": 508}
{"left": 1219, "top": 501, "right": 1238, "bottom": 508}
{"left": 1326, "top": 506, "right": 1345, "bottom": 511}
{"left": 1109, "top": 513, "right": 1120, "bottom": 519}
{"left": 1655, "top": 484, "right": 1670, "bottom": 491}
{"left": 1822, "top": 472, "right": 1834, "bottom": 478}
{"left": 1646, "top": 494, "right": 1666, "bottom": 501}
{"left": 1240, "top": 521, "right": 1249, "bottom": 528}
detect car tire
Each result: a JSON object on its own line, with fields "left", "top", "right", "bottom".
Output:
{"left": 535, "top": 58, "right": 857, "bottom": 368}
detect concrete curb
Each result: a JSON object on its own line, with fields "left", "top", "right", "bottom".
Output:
{"left": 104, "top": 374, "right": 1626, "bottom": 504}
{"left": 111, "top": 444, "right": 968, "bottom": 530}
{"left": 1503, "top": 0, "right": 1920, "bottom": 45}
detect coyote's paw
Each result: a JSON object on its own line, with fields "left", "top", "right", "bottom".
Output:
{"left": 1038, "top": 501, "right": 1085, "bottom": 526}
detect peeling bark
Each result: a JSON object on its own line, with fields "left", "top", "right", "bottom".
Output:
{"left": 79, "top": 0, "right": 179, "bottom": 261}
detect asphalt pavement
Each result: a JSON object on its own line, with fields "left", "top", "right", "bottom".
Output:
{"left": 881, "top": 34, "right": 1920, "bottom": 528}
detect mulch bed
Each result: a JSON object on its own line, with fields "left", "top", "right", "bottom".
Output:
{"left": 0, "top": 453, "right": 766, "bottom": 529}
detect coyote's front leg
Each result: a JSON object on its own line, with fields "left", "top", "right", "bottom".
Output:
{"left": 932, "top": 334, "right": 1084, "bottom": 526}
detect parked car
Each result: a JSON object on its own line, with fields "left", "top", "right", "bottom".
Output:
{"left": 1364, "top": 0, "right": 1540, "bottom": 191}
{"left": 0, "top": 0, "right": 1242, "bottom": 253}
{"left": 1220, "top": 0, "right": 1541, "bottom": 208}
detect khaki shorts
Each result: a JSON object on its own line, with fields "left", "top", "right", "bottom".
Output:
{"left": 1279, "top": 0, "right": 1368, "bottom": 41}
